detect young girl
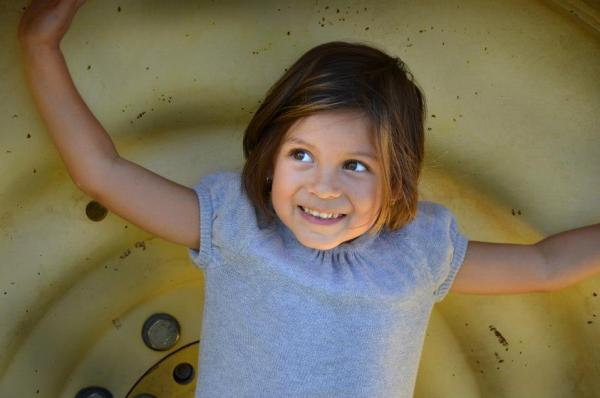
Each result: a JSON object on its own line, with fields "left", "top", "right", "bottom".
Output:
{"left": 18, "top": 0, "right": 600, "bottom": 397}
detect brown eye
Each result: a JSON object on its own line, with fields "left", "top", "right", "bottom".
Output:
{"left": 345, "top": 160, "right": 368, "bottom": 172}
{"left": 290, "top": 149, "right": 313, "bottom": 163}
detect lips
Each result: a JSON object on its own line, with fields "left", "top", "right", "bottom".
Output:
{"left": 298, "top": 206, "right": 346, "bottom": 225}
{"left": 299, "top": 206, "right": 345, "bottom": 219}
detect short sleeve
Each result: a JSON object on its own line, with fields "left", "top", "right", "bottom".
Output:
{"left": 420, "top": 202, "right": 469, "bottom": 302}
{"left": 187, "top": 172, "right": 251, "bottom": 269}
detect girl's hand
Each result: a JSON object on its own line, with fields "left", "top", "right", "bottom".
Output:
{"left": 18, "top": 0, "right": 87, "bottom": 48}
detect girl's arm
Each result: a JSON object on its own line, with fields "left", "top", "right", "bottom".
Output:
{"left": 18, "top": 0, "right": 200, "bottom": 250}
{"left": 452, "top": 223, "right": 600, "bottom": 294}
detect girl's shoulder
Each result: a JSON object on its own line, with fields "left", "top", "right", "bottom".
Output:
{"left": 194, "top": 171, "right": 240, "bottom": 190}
{"left": 401, "top": 200, "right": 460, "bottom": 236}
{"left": 192, "top": 171, "right": 245, "bottom": 206}
{"left": 379, "top": 200, "right": 465, "bottom": 261}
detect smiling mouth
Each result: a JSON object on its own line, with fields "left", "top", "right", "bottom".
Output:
{"left": 299, "top": 206, "right": 346, "bottom": 220}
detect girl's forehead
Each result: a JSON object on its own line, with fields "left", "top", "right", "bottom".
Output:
{"left": 284, "top": 110, "right": 375, "bottom": 145}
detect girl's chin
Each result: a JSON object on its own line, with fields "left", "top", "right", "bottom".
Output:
{"left": 294, "top": 232, "right": 347, "bottom": 251}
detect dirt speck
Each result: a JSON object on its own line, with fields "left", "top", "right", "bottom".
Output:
{"left": 489, "top": 325, "right": 509, "bottom": 347}
{"left": 120, "top": 248, "right": 131, "bottom": 259}
{"left": 494, "top": 351, "right": 505, "bottom": 363}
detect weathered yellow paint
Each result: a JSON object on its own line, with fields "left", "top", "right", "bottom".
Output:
{"left": 1, "top": 0, "right": 599, "bottom": 397}
{"left": 126, "top": 342, "right": 199, "bottom": 397}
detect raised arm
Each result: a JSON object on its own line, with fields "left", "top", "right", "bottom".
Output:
{"left": 452, "top": 223, "right": 600, "bottom": 294}
{"left": 18, "top": 0, "right": 200, "bottom": 250}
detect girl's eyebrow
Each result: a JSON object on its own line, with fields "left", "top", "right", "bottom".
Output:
{"left": 285, "top": 136, "right": 378, "bottom": 161}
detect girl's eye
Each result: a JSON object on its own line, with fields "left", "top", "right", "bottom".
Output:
{"left": 345, "top": 160, "right": 368, "bottom": 172}
{"left": 290, "top": 149, "right": 313, "bottom": 163}
{"left": 288, "top": 150, "right": 368, "bottom": 172}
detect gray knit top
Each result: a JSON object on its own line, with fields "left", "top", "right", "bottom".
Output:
{"left": 188, "top": 172, "right": 468, "bottom": 398}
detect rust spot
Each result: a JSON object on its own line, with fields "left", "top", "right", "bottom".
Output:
{"left": 489, "top": 325, "right": 509, "bottom": 347}
{"left": 120, "top": 249, "right": 131, "bottom": 259}
{"left": 494, "top": 352, "right": 505, "bottom": 363}
{"left": 134, "top": 241, "right": 147, "bottom": 251}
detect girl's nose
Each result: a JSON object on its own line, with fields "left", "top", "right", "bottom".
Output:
{"left": 307, "top": 168, "right": 342, "bottom": 199}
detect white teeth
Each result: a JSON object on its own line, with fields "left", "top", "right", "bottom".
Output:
{"left": 300, "top": 206, "right": 343, "bottom": 219}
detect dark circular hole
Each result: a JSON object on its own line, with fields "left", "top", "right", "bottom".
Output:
{"left": 86, "top": 200, "right": 108, "bottom": 222}
{"left": 75, "top": 386, "right": 113, "bottom": 398}
{"left": 172, "top": 362, "right": 195, "bottom": 385}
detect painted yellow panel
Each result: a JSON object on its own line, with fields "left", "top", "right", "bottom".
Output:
{"left": 1, "top": 0, "right": 599, "bottom": 397}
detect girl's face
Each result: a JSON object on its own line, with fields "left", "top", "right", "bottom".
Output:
{"left": 271, "top": 110, "right": 383, "bottom": 250}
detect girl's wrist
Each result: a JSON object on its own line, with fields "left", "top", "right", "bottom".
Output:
{"left": 19, "top": 39, "right": 62, "bottom": 61}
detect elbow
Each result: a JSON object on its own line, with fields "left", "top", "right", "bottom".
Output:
{"left": 536, "top": 243, "right": 564, "bottom": 293}
{"left": 70, "top": 153, "right": 120, "bottom": 200}
{"left": 74, "top": 178, "right": 97, "bottom": 199}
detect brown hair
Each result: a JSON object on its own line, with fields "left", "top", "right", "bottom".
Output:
{"left": 242, "top": 41, "right": 426, "bottom": 231}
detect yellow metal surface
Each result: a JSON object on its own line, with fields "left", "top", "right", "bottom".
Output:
{"left": 126, "top": 343, "right": 199, "bottom": 398}
{"left": 1, "top": 0, "right": 599, "bottom": 397}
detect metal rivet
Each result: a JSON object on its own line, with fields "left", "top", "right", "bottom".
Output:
{"left": 173, "top": 362, "right": 195, "bottom": 385}
{"left": 86, "top": 201, "right": 108, "bottom": 221}
{"left": 142, "top": 313, "right": 180, "bottom": 351}
{"left": 75, "top": 386, "right": 113, "bottom": 398}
